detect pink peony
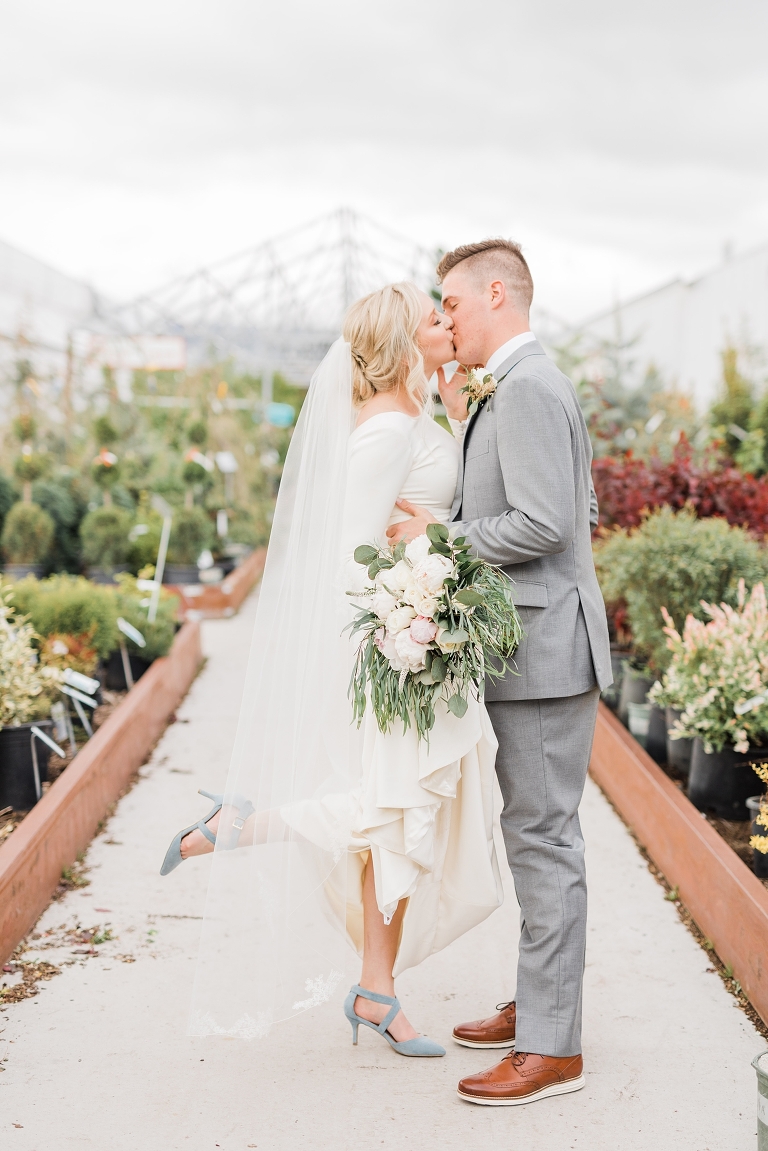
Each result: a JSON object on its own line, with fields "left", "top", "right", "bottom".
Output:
{"left": 409, "top": 616, "right": 438, "bottom": 645}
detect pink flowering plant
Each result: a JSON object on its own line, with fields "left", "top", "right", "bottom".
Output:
{"left": 649, "top": 581, "right": 768, "bottom": 753}
{"left": 347, "top": 524, "right": 523, "bottom": 740}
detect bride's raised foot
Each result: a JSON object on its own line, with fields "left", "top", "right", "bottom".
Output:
{"left": 344, "top": 985, "right": 445, "bottom": 1057}
{"left": 160, "top": 790, "right": 255, "bottom": 875}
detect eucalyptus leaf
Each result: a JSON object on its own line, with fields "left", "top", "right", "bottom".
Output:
{"left": 431, "top": 655, "right": 447, "bottom": 682}
{"left": 354, "top": 544, "right": 379, "bottom": 565}
{"left": 447, "top": 693, "right": 468, "bottom": 718}
{"left": 454, "top": 588, "right": 485, "bottom": 607}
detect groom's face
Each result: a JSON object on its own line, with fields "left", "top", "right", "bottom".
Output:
{"left": 440, "top": 268, "right": 494, "bottom": 367}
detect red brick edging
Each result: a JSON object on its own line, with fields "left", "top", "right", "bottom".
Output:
{"left": 590, "top": 701, "right": 768, "bottom": 1027}
{"left": 0, "top": 620, "right": 203, "bottom": 965}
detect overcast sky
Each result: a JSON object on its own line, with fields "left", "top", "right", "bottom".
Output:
{"left": 2, "top": 0, "right": 767, "bottom": 321}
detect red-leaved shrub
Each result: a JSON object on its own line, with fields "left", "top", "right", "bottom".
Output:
{"left": 592, "top": 437, "right": 768, "bottom": 538}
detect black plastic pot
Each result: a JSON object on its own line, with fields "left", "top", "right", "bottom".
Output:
{"left": 687, "top": 739, "right": 768, "bottom": 821}
{"left": 746, "top": 796, "right": 768, "bottom": 879}
{"left": 646, "top": 704, "right": 668, "bottom": 764}
{"left": 163, "top": 564, "right": 200, "bottom": 585}
{"left": 666, "top": 708, "right": 693, "bottom": 778}
{"left": 618, "top": 667, "right": 654, "bottom": 726}
{"left": 0, "top": 720, "right": 53, "bottom": 811}
{"left": 87, "top": 565, "right": 129, "bottom": 585}
{"left": 104, "top": 650, "right": 152, "bottom": 691}
{"left": 3, "top": 563, "right": 43, "bottom": 579}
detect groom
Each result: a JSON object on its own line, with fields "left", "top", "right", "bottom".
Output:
{"left": 387, "top": 239, "right": 612, "bottom": 1106}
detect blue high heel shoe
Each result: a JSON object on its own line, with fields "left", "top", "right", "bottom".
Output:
{"left": 160, "top": 789, "right": 255, "bottom": 875}
{"left": 344, "top": 984, "right": 445, "bottom": 1057}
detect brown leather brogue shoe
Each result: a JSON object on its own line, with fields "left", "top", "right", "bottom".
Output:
{"left": 452, "top": 1001, "right": 516, "bottom": 1049}
{"left": 457, "top": 1050, "right": 585, "bottom": 1106}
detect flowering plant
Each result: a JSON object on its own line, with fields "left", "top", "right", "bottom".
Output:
{"left": 0, "top": 580, "right": 60, "bottom": 730}
{"left": 648, "top": 581, "right": 768, "bottom": 753}
{"left": 749, "top": 762, "right": 768, "bottom": 856}
{"left": 347, "top": 524, "right": 523, "bottom": 740}
{"left": 461, "top": 368, "right": 497, "bottom": 412}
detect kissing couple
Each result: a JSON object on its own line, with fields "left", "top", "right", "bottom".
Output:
{"left": 162, "top": 238, "right": 612, "bottom": 1107}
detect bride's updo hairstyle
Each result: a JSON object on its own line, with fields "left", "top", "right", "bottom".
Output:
{"left": 343, "top": 281, "right": 428, "bottom": 409}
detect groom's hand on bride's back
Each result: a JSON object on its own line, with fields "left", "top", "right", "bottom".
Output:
{"left": 386, "top": 499, "right": 439, "bottom": 544}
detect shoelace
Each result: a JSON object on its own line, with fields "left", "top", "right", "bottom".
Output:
{"left": 495, "top": 1001, "right": 515, "bottom": 1013}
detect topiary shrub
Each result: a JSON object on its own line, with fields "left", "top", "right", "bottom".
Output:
{"left": 167, "top": 507, "right": 214, "bottom": 565}
{"left": 1, "top": 501, "right": 55, "bottom": 565}
{"left": 32, "top": 478, "right": 84, "bottom": 574}
{"left": 10, "top": 575, "right": 118, "bottom": 659}
{"left": 0, "top": 473, "right": 16, "bottom": 539}
{"left": 594, "top": 505, "right": 768, "bottom": 673}
{"left": 79, "top": 506, "right": 133, "bottom": 567}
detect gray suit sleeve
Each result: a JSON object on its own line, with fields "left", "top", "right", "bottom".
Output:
{"left": 589, "top": 476, "right": 599, "bottom": 532}
{"left": 455, "top": 373, "right": 576, "bottom": 566}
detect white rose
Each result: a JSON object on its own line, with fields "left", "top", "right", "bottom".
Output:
{"left": 410, "top": 589, "right": 439, "bottom": 618}
{"left": 377, "top": 631, "right": 406, "bottom": 671}
{"left": 387, "top": 559, "right": 413, "bottom": 592}
{"left": 386, "top": 605, "right": 417, "bottom": 635}
{"left": 411, "top": 553, "right": 455, "bottom": 595}
{"left": 404, "top": 534, "right": 432, "bottom": 566}
{"left": 394, "top": 628, "right": 428, "bottom": 672}
{"left": 371, "top": 589, "right": 399, "bottom": 620}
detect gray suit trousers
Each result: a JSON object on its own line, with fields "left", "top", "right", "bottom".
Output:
{"left": 486, "top": 687, "right": 600, "bottom": 1057}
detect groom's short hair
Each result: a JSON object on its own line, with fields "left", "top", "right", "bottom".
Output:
{"left": 436, "top": 239, "right": 533, "bottom": 312}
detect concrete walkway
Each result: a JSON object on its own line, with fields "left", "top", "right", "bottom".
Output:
{"left": 0, "top": 592, "right": 763, "bottom": 1151}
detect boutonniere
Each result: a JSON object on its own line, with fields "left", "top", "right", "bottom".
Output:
{"left": 461, "top": 367, "right": 497, "bottom": 415}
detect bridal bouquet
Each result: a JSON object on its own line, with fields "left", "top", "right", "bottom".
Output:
{"left": 347, "top": 524, "right": 523, "bottom": 740}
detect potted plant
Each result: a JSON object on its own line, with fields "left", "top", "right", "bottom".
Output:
{"left": 654, "top": 581, "right": 768, "bottom": 819}
{"left": 105, "top": 573, "right": 178, "bottom": 689}
{"left": 10, "top": 575, "right": 118, "bottom": 669}
{"left": 748, "top": 763, "right": 768, "bottom": 879}
{"left": 1, "top": 501, "right": 55, "bottom": 578}
{"left": 594, "top": 507, "right": 768, "bottom": 756}
{"left": 164, "top": 507, "right": 214, "bottom": 585}
{"left": 90, "top": 416, "right": 122, "bottom": 507}
{"left": 79, "top": 505, "right": 133, "bottom": 583}
{"left": 0, "top": 581, "right": 60, "bottom": 810}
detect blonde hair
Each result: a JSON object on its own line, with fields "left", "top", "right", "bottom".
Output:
{"left": 343, "top": 281, "right": 428, "bottom": 408}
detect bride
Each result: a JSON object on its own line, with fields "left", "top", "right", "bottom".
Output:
{"left": 161, "top": 282, "right": 503, "bottom": 1055}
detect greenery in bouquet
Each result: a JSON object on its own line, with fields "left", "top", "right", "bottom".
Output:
{"left": 1, "top": 500, "right": 55, "bottom": 566}
{"left": 79, "top": 505, "right": 133, "bottom": 568}
{"left": 594, "top": 507, "right": 768, "bottom": 673}
{"left": 347, "top": 524, "right": 523, "bottom": 740}
{"left": 0, "top": 580, "right": 60, "bottom": 729}
{"left": 649, "top": 581, "right": 768, "bottom": 753}
{"left": 10, "top": 575, "right": 118, "bottom": 660}
{"left": 750, "top": 762, "right": 768, "bottom": 856}
{"left": 112, "top": 572, "right": 177, "bottom": 662}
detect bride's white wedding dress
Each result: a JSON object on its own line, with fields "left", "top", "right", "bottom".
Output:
{"left": 191, "top": 342, "right": 502, "bottom": 1039}
{"left": 285, "top": 410, "right": 503, "bottom": 974}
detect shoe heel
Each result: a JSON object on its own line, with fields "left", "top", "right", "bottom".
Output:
{"left": 350, "top": 1021, "right": 359, "bottom": 1045}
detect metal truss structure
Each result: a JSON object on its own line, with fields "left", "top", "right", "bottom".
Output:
{"left": 107, "top": 208, "right": 441, "bottom": 382}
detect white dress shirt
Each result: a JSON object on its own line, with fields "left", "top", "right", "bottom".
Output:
{"left": 448, "top": 331, "right": 537, "bottom": 441}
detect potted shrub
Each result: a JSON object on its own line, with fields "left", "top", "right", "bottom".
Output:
{"left": 594, "top": 507, "right": 768, "bottom": 754}
{"left": 748, "top": 764, "right": 768, "bottom": 878}
{"left": 1, "top": 501, "right": 55, "bottom": 578}
{"left": 655, "top": 581, "right": 768, "bottom": 819}
{"left": 10, "top": 575, "right": 118, "bottom": 668}
{"left": 79, "top": 506, "right": 133, "bottom": 583}
{"left": 0, "top": 581, "right": 60, "bottom": 810}
{"left": 164, "top": 507, "right": 214, "bottom": 585}
{"left": 105, "top": 573, "right": 178, "bottom": 689}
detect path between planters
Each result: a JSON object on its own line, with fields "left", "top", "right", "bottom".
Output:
{"left": 0, "top": 590, "right": 763, "bottom": 1151}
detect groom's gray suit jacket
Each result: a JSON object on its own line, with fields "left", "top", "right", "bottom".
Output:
{"left": 452, "top": 340, "right": 611, "bottom": 702}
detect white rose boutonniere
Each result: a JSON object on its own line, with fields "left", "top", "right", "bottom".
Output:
{"left": 461, "top": 367, "right": 497, "bottom": 414}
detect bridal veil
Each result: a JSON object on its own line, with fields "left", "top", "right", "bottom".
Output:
{"left": 189, "top": 338, "right": 363, "bottom": 1039}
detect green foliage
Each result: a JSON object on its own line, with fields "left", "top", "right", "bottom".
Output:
{"left": 0, "top": 579, "right": 59, "bottom": 728}
{"left": 11, "top": 575, "right": 118, "bottom": 658}
{"left": 167, "top": 507, "right": 214, "bottom": 564}
{"left": 12, "top": 414, "right": 37, "bottom": 443}
{"left": 1, "top": 501, "right": 55, "bottom": 564}
{"left": 747, "top": 392, "right": 768, "bottom": 475}
{"left": 709, "top": 346, "right": 754, "bottom": 457}
{"left": 112, "top": 573, "right": 177, "bottom": 662}
{"left": 0, "top": 473, "right": 16, "bottom": 536}
{"left": 31, "top": 478, "right": 85, "bottom": 574}
{"left": 93, "top": 415, "right": 119, "bottom": 446}
{"left": 13, "top": 451, "right": 48, "bottom": 486}
{"left": 594, "top": 506, "right": 768, "bottom": 673}
{"left": 187, "top": 419, "right": 208, "bottom": 447}
{"left": 79, "top": 506, "right": 133, "bottom": 567}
